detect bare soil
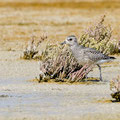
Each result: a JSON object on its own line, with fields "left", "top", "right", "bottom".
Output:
{"left": 0, "top": 51, "right": 120, "bottom": 120}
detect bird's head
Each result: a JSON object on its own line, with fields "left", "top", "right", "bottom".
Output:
{"left": 61, "top": 35, "right": 78, "bottom": 46}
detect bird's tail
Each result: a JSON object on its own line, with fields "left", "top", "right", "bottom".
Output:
{"left": 110, "top": 56, "right": 116, "bottom": 59}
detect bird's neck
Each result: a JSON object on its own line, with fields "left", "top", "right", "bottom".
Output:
{"left": 70, "top": 43, "right": 81, "bottom": 50}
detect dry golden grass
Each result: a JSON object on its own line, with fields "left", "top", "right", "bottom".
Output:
{"left": 0, "top": 0, "right": 120, "bottom": 50}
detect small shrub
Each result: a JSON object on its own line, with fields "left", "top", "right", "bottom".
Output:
{"left": 79, "top": 15, "right": 119, "bottom": 55}
{"left": 118, "top": 39, "right": 120, "bottom": 52}
{"left": 110, "top": 76, "right": 120, "bottom": 101}
{"left": 38, "top": 44, "right": 93, "bottom": 82}
{"left": 23, "top": 35, "right": 47, "bottom": 60}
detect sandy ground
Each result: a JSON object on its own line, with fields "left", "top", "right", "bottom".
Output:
{"left": 0, "top": 51, "right": 120, "bottom": 120}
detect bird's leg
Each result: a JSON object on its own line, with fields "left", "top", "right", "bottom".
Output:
{"left": 85, "top": 74, "right": 88, "bottom": 79}
{"left": 83, "top": 64, "right": 89, "bottom": 81}
{"left": 84, "top": 68, "right": 88, "bottom": 80}
{"left": 97, "top": 64, "right": 102, "bottom": 81}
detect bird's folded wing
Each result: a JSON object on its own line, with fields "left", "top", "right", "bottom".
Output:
{"left": 84, "top": 49, "right": 110, "bottom": 61}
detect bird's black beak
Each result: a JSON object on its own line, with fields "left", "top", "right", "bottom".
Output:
{"left": 61, "top": 41, "right": 66, "bottom": 45}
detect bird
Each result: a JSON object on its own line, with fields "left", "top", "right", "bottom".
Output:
{"left": 61, "top": 35, "right": 116, "bottom": 81}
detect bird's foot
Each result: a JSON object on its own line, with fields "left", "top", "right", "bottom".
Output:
{"left": 99, "top": 77, "right": 103, "bottom": 81}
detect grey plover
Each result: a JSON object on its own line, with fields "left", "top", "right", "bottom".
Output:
{"left": 61, "top": 35, "right": 116, "bottom": 81}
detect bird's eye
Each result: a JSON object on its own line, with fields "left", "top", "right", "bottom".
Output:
{"left": 68, "top": 38, "right": 72, "bottom": 41}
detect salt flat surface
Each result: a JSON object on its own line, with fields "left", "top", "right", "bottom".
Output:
{"left": 0, "top": 51, "right": 120, "bottom": 120}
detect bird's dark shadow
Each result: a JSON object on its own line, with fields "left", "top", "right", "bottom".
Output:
{"left": 111, "top": 100, "right": 120, "bottom": 103}
{"left": 81, "top": 77, "right": 104, "bottom": 85}
{"left": 84, "top": 77, "right": 100, "bottom": 82}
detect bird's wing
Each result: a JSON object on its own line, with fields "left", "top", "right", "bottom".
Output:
{"left": 84, "top": 48, "right": 110, "bottom": 61}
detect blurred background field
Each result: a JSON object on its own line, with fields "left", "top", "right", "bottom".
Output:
{"left": 0, "top": 0, "right": 120, "bottom": 51}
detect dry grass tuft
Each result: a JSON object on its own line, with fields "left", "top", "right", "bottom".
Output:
{"left": 79, "top": 15, "right": 119, "bottom": 55}
{"left": 110, "top": 76, "right": 120, "bottom": 102}
{"left": 22, "top": 34, "right": 47, "bottom": 60}
{"left": 38, "top": 44, "right": 93, "bottom": 83}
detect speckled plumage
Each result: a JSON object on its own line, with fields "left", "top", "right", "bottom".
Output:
{"left": 70, "top": 44, "right": 113, "bottom": 65}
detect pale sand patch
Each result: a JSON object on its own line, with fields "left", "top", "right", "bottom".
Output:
{"left": 0, "top": 51, "right": 120, "bottom": 120}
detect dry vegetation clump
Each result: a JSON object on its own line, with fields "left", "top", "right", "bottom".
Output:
{"left": 118, "top": 40, "right": 120, "bottom": 52}
{"left": 79, "top": 15, "right": 119, "bottom": 55}
{"left": 36, "top": 15, "right": 118, "bottom": 83}
{"left": 38, "top": 44, "right": 93, "bottom": 83}
{"left": 23, "top": 35, "right": 47, "bottom": 60}
{"left": 110, "top": 76, "right": 120, "bottom": 102}
{"left": 23, "top": 15, "right": 119, "bottom": 83}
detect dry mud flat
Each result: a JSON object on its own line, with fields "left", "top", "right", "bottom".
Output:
{"left": 0, "top": 51, "right": 120, "bottom": 120}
